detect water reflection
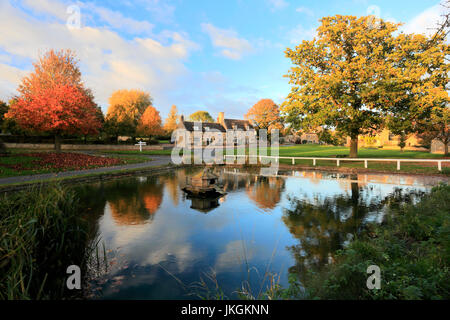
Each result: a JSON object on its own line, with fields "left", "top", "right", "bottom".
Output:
{"left": 107, "top": 177, "right": 164, "bottom": 225}
{"left": 76, "top": 168, "right": 448, "bottom": 299}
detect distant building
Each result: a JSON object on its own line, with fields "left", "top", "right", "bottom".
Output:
{"left": 176, "top": 112, "right": 256, "bottom": 147}
{"left": 430, "top": 139, "right": 449, "bottom": 154}
{"left": 346, "top": 129, "right": 421, "bottom": 149}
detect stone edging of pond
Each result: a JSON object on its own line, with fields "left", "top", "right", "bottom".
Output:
{"left": 0, "top": 164, "right": 197, "bottom": 193}
{"left": 1, "top": 163, "right": 448, "bottom": 193}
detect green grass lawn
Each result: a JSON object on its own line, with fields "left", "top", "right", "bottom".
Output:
{"left": 272, "top": 145, "right": 446, "bottom": 159}
{"left": 240, "top": 145, "right": 449, "bottom": 174}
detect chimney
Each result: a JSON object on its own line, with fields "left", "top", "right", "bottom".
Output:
{"left": 217, "top": 112, "right": 224, "bottom": 125}
{"left": 178, "top": 115, "right": 184, "bottom": 123}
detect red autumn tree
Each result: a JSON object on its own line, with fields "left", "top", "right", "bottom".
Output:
{"left": 137, "top": 106, "right": 163, "bottom": 137}
{"left": 5, "top": 49, "right": 101, "bottom": 151}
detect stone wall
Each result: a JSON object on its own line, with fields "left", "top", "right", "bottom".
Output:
{"left": 5, "top": 143, "right": 173, "bottom": 151}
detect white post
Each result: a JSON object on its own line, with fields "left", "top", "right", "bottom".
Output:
{"left": 313, "top": 158, "right": 316, "bottom": 166}
{"left": 438, "top": 161, "right": 442, "bottom": 171}
{"left": 292, "top": 158, "right": 295, "bottom": 165}
{"left": 364, "top": 160, "right": 368, "bottom": 168}
{"left": 135, "top": 141, "right": 146, "bottom": 152}
{"left": 397, "top": 160, "right": 400, "bottom": 170}
{"left": 337, "top": 159, "right": 340, "bottom": 167}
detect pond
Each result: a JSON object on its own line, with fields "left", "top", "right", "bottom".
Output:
{"left": 78, "top": 167, "right": 448, "bottom": 299}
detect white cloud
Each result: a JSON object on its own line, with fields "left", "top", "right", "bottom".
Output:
{"left": 267, "top": 0, "right": 289, "bottom": 11}
{"left": 295, "top": 7, "right": 314, "bottom": 17}
{"left": 84, "top": 3, "right": 154, "bottom": 35}
{"left": 401, "top": 3, "right": 447, "bottom": 36}
{"left": 288, "top": 25, "right": 317, "bottom": 44}
{"left": 145, "top": 0, "right": 176, "bottom": 24}
{"left": 201, "top": 23, "right": 253, "bottom": 60}
{"left": 0, "top": 0, "right": 198, "bottom": 112}
{"left": 21, "top": 0, "right": 68, "bottom": 21}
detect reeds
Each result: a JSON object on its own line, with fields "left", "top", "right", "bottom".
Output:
{"left": 0, "top": 184, "right": 91, "bottom": 300}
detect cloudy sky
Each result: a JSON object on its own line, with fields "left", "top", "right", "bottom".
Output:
{"left": 0, "top": 0, "right": 446, "bottom": 119}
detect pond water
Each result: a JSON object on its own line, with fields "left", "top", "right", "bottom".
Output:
{"left": 78, "top": 167, "right": 448, "bottom": 299}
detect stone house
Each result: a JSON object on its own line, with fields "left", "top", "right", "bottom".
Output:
{"left": 175, "top": 112, "right": 256, "bottom": 147}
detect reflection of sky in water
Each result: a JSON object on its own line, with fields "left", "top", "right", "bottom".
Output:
{"left": 84, "top": 169, "right": 447, "bottom": 299}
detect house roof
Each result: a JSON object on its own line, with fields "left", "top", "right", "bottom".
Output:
{"left": 181, "top": 121, "right": 226, "bottom": 132}
{"left": 223, "top": 119, "right": 254, "bottom": 131}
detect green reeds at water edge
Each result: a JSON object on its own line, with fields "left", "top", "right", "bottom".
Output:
{"left": 0, "top": 184, "right": 97, "bottom": 300}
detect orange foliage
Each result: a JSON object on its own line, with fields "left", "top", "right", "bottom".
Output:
{"left": 137, "top": 106, "right": 163, "bottom": 136}
{"left": 245, "top": 99, "right": 283, "bottom": 132}
{"left": 106, "top": 89, "right": 151, "bottom": 124}
{"left": 5, "top": 49, "right": 101, "bottom": 136}
{"left": 164, "top": 105, "right": 178, "bottom": 134}
{"left": 246, "top": 177, "right": 284, "bottom": 210}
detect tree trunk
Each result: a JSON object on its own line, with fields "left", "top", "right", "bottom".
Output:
{"left": 445, "top": 141, "right": 449, "bottom": 157}
{"left": 349, "top": 136, "right": 358, "bottom": 158}
{"left": 54, "top": 134, "right": 62, "bottom": 153}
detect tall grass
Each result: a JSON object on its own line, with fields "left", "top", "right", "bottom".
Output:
{"left": 0, "top": 184, "right": 92, "bottom": 300}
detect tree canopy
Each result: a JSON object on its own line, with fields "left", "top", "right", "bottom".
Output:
{"left": 282, "top": 15, "right": 448, "bottom": 157}
{"left": 189, "top": 111, "right": 214, "bottom": 122}
{"left": 137, "top": 106, "right": 163, "bottom": 137}
{"left": 164, "top": 105, "right": 178, "bottom": 134}
{"left": 5, "top": 49, "right": 101, "bottom": 151}
{"left": 105, "top": 89, "right": 152, "bottom": 138}
{"left": 245, "top": 99, "right": 283, "bottom": 132}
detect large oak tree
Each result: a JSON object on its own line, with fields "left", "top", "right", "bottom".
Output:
{"left": 283, "top": 15, "right": 404, "bottom": 157}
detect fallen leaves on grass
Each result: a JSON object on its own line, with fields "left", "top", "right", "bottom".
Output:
{"left": 1, "top": 152, "right": 124, "bottom": 171}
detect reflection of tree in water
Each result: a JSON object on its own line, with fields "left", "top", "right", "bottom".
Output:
{"left": 220, "top": 171, "right": 285, "bottom": 210}
{"left": 283, "top": 182, "right": 379, "bottom": 281}
{"left": 106, "top": 177, "right": 164, "bottom": 226}
{"left": 164, "top": 173, "right": 180, "bottom": 206}
{"left": 246, "top": 176, "right": 285, "bottom": 210}
{"left": 283, "top": 183, "right": 427, "bottom": 283}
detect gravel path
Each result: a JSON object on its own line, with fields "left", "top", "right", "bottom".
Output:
{"left": 0, "top": 155, "right": 172, "bottom": 186}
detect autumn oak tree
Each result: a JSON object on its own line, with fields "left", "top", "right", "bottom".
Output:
{"left": 245, "top": 99, "right": 282, "bottom": 132}
{"left": 137, "top": 106, "right": 163, "bottom": 137}
{"left": 6, "top": 49, "right": 101, "bottom": 152}
{"left": 385, "top": 29, "right": 449, "bottom": 153}
{"left": 283, "top": 15, "right": 406, "bottom": 157}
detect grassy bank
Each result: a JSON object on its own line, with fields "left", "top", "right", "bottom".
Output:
{"left": 273, "top": 184, "right": 450, "bottom": 300}
{"left": 0, "top": 184, "right": 93, "bottom": 299}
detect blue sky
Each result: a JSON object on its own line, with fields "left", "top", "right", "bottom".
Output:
{"left": 0, "top": 0, "right": 445, "bottom": 119}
